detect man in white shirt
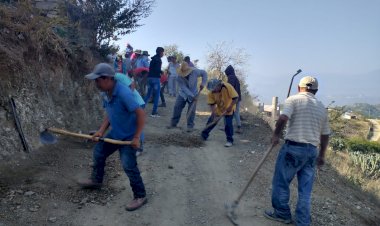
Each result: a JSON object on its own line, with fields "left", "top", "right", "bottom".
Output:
{"left": 264, "top": 76, "right": 330, "bottom": 226}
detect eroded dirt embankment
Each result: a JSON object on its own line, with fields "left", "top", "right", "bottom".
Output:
{"left": 0, "top": 4, "right": 102, "bottom": 160}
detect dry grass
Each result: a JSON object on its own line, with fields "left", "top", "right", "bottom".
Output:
{"left": 327, "top": 150, "right": 380, "bottom": 200}
{"left": 0, "top": 2, "right": 69, "bottom": 66}
{"left": 333, "top": 119, "right": 369, "bottom": 139}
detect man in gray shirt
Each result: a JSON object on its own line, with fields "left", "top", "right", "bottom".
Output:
{"left": 168, "top": 62, "right": 207, "bottom": 132}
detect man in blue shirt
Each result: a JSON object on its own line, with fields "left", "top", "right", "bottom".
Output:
{"left": 79, "top": 63, "right": 147, "bottom": 211}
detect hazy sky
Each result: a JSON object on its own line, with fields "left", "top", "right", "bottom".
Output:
{"left": 115, "top": 0, "right": 380, "bottom": 106}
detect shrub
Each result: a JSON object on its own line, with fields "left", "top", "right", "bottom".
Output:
{"left": 350, "top": 152, "right": 380, "bottom": 179}
{"left": 347, "top": 138, "right": 380, "bottom": 154}
{"left": 329, "top": 137, "right": 347, "bottom": 151}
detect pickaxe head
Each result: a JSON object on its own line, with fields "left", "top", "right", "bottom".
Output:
{"left": 225, "top": 201, "right": 239, "bottom": 225}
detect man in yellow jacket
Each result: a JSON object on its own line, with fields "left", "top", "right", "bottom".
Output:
{"left": 201, "top": 79, "right": 239, "bottom": 147}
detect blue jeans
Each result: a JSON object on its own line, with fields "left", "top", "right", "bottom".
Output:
{"left": 144, "top": 78, "right": 160, "bottom": 114}
{"left": 224, "top": 102, "right": 242, "bottom": 128}
{"left": 170, "top": 95, "right": 196, "bottom": 129}
{"left": 91, "top": 135, "right": 146, "bottom": 198}
{"left": 234, "top": 101, "right": 241, "bottom": 127}
{"left": 201, "top": 114, "right": 233, "bottom": 143}
{"left": 271, "top": 143, "right": 317, "bottom": 226}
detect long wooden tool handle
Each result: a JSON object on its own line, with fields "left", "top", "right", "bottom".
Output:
{"left": 235, "top": 144, "right": 276, "bottom": 203}
{"left": 47, "top": 128, "right": 132, "bottom": 145}
{"left": 186, "top": 91, "right": 201, "bottom": 121}
{"left": 202, "top": 111, "right": 226, "bottom": 131}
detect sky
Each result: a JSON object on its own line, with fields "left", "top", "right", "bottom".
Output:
{"left": 115, "top": 0, "right": 380, "bottom": 106}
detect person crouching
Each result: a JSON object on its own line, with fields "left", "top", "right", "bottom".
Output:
{"left": 201, "top": 79, "right": 239, "bottom": 147}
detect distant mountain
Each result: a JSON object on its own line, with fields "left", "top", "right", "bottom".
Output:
{"left": 345, "top": 103, "right": 380, "bottom": 118}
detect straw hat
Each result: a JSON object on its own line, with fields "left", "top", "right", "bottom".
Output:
{"left": 177, "top": 62, "right": 193, "bottom": 77}
{"left": 134, "top": 49, "right": 142, "bottom": 54}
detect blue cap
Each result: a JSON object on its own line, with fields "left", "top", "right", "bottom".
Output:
{"left": 207, "top": 79, "right": 222, "bottom": 91}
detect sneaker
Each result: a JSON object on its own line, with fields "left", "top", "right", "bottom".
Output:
{"left": 236, "top": 127, "right": 242, "bottom": 134}
{"left": 224, "top": 142, "right": 233, "bottom": 147}
{"left": 263, "top": 210, "right": 292, "bottom": 224}
{"left": 186, "top": 128, "right": 195, "bottom": 133}
{"left": 150, "top": 114, "right": 160, "bottom": 118}
{"left": 136, "top": 151, "right": 143, "bottom": 157}
{"left": 158, "top": 103, "right": 166, "bottom": 107}
{"left": 77, "top": 178, "right": 102, "bottom": 189}
{"left": 125, "top": 197, "right": 148, "bottom": 211}
{"left": 166, "top": 125, "right": 178, "bottom": 129}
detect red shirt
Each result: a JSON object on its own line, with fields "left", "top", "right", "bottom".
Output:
{"left": 133, "top": 67, "right": 149, "bottom": 77}
{"left": 160, "top": 73, "right": 168, "bottom": 84}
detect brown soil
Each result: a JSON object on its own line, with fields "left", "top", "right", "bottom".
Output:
{"left": 0, "top": 95, "right": 379, "bottom": 226}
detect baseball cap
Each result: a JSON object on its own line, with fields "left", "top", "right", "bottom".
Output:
{"left": 299, "top": 76, "right": 318, "bottom": 90}
{"left": 85, "top": 63, "right": 115, "bottom": 80}
{"left": 207, "top": 79, "right": 222, "bottom": 91}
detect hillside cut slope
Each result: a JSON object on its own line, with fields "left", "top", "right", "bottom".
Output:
{"left": 0, "top": 4, "right": 102, "bottom": 160}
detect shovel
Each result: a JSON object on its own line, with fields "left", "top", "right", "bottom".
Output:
{"left": 201, "top": 111, "right": 227, "bottom": 133}
{"left": 40, "top": 127, "right": 132, "bottom": 145}
{"left": 225, "top": 144, "right": 276, "bottom": 225}
{"left": 186, "top": 91, "right": 201, "bottom": 121}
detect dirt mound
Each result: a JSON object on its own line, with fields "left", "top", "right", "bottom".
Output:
{"left": 147, "top": 131, "right": 205, "bottom": 148}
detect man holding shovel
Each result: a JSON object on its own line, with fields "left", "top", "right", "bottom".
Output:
{"left": 167, "top": 62, "right": 207, "bottom": 132}
{"left": 201, "top": 79, "right": 239, "bottom": 147}
{"left": 264, "top": 76, "right": 330, "bottom": 225}
{"left": 79, "top": 63, "right": 147, "bottom": 211}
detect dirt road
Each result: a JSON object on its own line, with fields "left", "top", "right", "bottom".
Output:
{"left": 1, "top": 95, "right": 379, "bottom": 225}
{"left": 369, "top": 119, "right": 380, "bottom": 142}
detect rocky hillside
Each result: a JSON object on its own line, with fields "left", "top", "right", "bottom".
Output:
{"left": 0, "top": 3, "right": 102, "bottom": 160}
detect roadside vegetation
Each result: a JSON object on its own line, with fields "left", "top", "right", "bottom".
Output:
{"left": 327, "top": 107, "right": 380, "bottom": 200}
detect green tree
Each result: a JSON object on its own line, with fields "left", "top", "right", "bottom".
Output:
{"left": 68, "top": 0, "right": 154, "bottom": 47}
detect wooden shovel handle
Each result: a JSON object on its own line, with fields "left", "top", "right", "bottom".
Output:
{"left": 235, "top": 144, "right": 276, "bottom": 203}
{"left": 186, "top": 92, "right": 201, "bottom": 121}
{"left": 202, "top": 111, "right": 227, "bottom": 131}
{"left": 47, "top": 128, "right": 132, "bottom": 145}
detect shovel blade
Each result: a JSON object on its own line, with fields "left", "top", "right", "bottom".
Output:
{"left": 225, "top": 202, "right": 239, "bottom": 225}
{"left": 40, "top": 130, "right": 57, "bottom": 144}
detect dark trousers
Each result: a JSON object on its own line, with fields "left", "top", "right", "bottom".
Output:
{"left": 91, "top": 137, "right": 146, "bottom": 198}
{"left": 201, "top": 114, "right": 234, "bottom": 143}
{"left": 160, "top": 81, "right": 168, "bottom": 104}
{"left": 136, "top": 76, "right": 147, "bottom": 98}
